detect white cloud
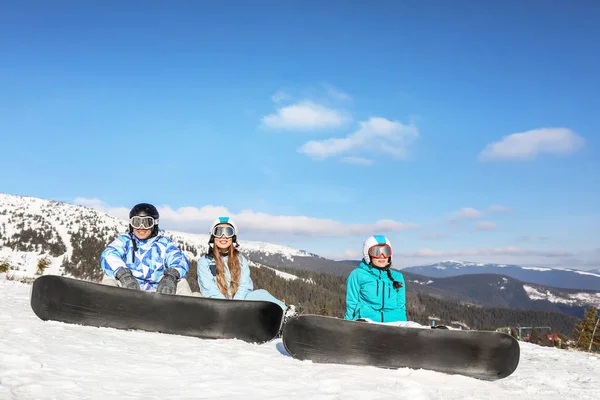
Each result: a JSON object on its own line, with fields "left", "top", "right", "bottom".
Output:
{"left": 342, "top": 156, "right": 374, "bottom": 165}
{"left": 489, "top": 204, "right": 511, "bottom": 213}
{"left": 450, "top": 207, "right": 482, "bottom": 221}
{"left": 344, "top": 249, "right": 362, "bottom": 259}
{"left": 74, "top": 198, "right": 420, "bottom": 237}
{"left": 475, "top": 221, "right": 497, "bottom": 231}
{"left": 400, "top": 247, "right": 573, "bottom": 258}
{"left": 478, "top": 128, "right": 584, "bottom": 161}
{"left": 73, "top": 197, "right": 130, "bottom": 219}
{"left": 322, "top": 249, "right": 363, "bottom": 261}
{"left": 324, "top": 85, "right": 352, "bottom": 101}
{"left": 298, "top": 117, "right": 418, "bottom": 160}
{"left": 261, "top": 101, "right": 350, "bottom": 131}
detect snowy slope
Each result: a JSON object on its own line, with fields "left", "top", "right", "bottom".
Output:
{"left": 523, "top": 285, "right": 600, "bottom": 308}
{"left": 1, "top": 279, "right": 598, "bottom": 400}
{"left": 0, "top": 194, "right": 126, "bottom": 276}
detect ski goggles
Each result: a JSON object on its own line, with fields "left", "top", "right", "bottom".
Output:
{"left": 212, "top": 225, "right": 235, "bottom": 238}
{"left": 130, "top": 216, "right": 157, "bottom": 230}
{"left": 368, "top": 244, "right": 392, "bottom": 258}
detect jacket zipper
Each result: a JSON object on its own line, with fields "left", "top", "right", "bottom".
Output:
{"left": 380, "top": 269, "right": 386, "bottom": 322}
{"left": 381, "top": 281, "right": 385, "bottom": 322}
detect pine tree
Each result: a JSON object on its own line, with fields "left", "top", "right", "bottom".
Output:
{"left": 572, "top": 307, "right": 599, "bottom": 352}
{"left": 0, "top": 258, "right": 9, "bottom": 274}
{"left": 590, "top": 315, "right": 600, "bottom": 352}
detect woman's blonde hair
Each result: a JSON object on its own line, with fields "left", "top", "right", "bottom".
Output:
{"left": 211, "top": 243, "right": 241, "bottom": 298}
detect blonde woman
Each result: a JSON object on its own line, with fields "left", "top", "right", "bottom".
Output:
{"left": 197, "top": 217, "right": 296, "bottom": 319}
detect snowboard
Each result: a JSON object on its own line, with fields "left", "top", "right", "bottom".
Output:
{"left": 30, "top": 275, "right": 284, "bottom": 344}
{"left": 282, "top": 315, "right": 520, "bottom": 380}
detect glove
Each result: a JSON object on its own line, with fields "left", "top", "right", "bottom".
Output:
{"left": 115, "top": 268, "right": 140, "bottom": 290}
{"left": 156, "top": 268, "right": 180, "bottom": 295}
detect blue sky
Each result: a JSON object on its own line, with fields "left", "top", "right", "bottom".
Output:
{"left": 1, "top": 1, "right": 599, "bottom": 269}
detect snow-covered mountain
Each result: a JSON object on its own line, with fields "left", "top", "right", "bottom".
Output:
{"left": 403, "top": 260, "right": 600, "bottom": 291}
{"left": 402, "top": 272, "right": 600, "bottom": 317}
{"left": 0, "top": 193, "right": 331, "bottom": 280}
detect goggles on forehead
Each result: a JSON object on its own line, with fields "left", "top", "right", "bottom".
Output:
{"left": 368, "top": 244, "right": 392, "bottom": 258}
{"left": 130, "top": 216, "right": 157, "bottom": 230}
{"left": 212, "top": 225, "right": 235, "bottom": 238}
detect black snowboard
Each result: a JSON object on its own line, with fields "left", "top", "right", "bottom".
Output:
{"left": 30, "top": 275, "right": 283, "bottom": 344}
{"left": 282, "top": 315, "right": 520, "bottom": 380}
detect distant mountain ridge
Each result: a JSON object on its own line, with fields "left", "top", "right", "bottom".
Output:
{"left": 401, "top": 272, "right": 599, "bottom": 319}
{"left": 402, "top": 260, "right": 600, "bottom": 291}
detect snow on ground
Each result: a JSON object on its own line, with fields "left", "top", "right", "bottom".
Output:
{"left": 1, "top": 280, "right": 598, "bottom": 400}
{"left": 521, "top": 267, "right": 553, "bottom": 272}
{"left": 410, "top": 279, "right": 434, "bottom": 285}
{"left": 572, "top": 269, "right": 600, "bottom": 278}
{"left": 0, "top": 249, "right": 54, "bottom": 278}
{"left": 432, "top": 261, "right": 509, "bottom": 270}
{"left": 265, "top": 266, "right": 301, "bottom": 281}
{"left": 523, "top": 285, "right": 600, "bottom": 308}
{"left": 247, "top": 260, "right": 301, "bottom": 281}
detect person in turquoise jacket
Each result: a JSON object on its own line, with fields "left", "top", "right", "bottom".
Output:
{"left": 344, "top": 235, "right": 408, "bottom": 323}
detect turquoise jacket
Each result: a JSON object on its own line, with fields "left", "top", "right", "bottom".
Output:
{"left": 344, "top": 260, "right": 407, "bottom": 322}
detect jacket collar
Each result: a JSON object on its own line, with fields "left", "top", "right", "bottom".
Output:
{"left": 131, "top": 231, "right": 162, "bottom": 245}
{"left": 359, "top": 259, "right": 383, "bottom": 277}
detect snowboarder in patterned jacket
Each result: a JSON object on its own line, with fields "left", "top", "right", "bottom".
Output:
{"left": 100, "top": 203, "right": 192, "bottom": 295}
{"left": 344, "top": 235, "right": 410, "bottom": 323}
{"left": 196, "top": 217, "right": 297, "bottom": 319}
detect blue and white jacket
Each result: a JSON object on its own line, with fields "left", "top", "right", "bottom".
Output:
{"left": 196, "top": 253, "right": 253, "bottom": 299}
{"left": 100, "top": 231, "right": 190, "bottom": 291}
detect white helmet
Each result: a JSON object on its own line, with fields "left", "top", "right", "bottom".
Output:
{"left": 209, "top": 217, "right": 239, "bottom": 246}
{"left": 363, "top": 235, "right": 392, "bottom": 265}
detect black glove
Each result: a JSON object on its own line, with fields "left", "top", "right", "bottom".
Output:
{"left": 115, "top": 268, "right": 140, "bottom": 290}
{"left": 156, "top": 268, "right": 180, "bottom": 295}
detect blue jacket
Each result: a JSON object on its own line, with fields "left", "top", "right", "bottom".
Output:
{"left": 100, "top": 231, "right": 190, "bottom": 291}
{"left": 197, "top": 253, "right": 253, "bottom": 299}
{"left": 344, "top": 260, "right": 407, "bottom": 322}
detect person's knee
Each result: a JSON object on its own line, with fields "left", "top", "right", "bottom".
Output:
{"left": 245, "top": 289, "right": 272, "bottom": 300}
{"left": 175, "top": 279, "right": 193, "bottom": 295}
